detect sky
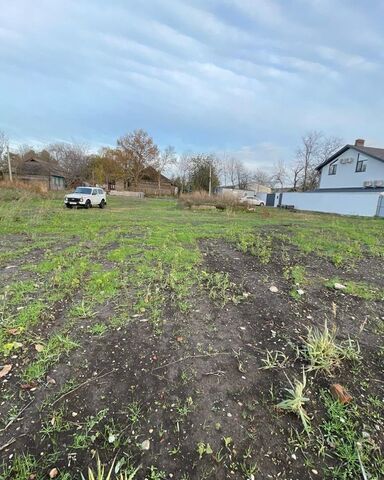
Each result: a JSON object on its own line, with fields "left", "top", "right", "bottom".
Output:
{"left": 1, "top": 0, "right": 384, "bottom": 171}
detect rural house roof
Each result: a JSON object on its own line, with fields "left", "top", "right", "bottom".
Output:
{"left": 19, "top": 158, "right": 66, "bottom": 178}
{"left": 316, "top": 144, "right": 384, "bottom": 171}
{"left": 142, "top": 166, "right": 175, "bottom": 184}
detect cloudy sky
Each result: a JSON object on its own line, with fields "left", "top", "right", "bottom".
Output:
{"left": 1, "top": 0, "right": 384, "bottom": 169}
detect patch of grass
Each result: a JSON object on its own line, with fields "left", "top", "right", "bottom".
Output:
{"left": 284, "top": 265, "right": 306, "bottom": 286}
{"left": 301, "top": 321, "right": 360, "bottom": 374}
{"left": 233, "top": 232, "right": 272, "bottom": 264}
{"left": 86, "top": 269, "right": 121, "bottom": 302}
{"left": 23, "top": 334, "right": 79, "bottom": 381}
{"left": 0, "top": 454, "right": 38, "bottom": 480}
{"left": 319, "top": 391, "right": 384, "bottom": 479}
{"left": 90, "top": 323, "right": 108, "bottom": 336}
{"left": 200, "top": 270, "right": 246, "bottom": 307}
{"left": 325, "top": 278, "right": 384, "bottom": 301}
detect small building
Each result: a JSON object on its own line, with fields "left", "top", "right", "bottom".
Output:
{"left": 2, "top": 155, "right": 66, "bottom": 190}
{"left": 107, "top": 166, "right": 177, "bottom": 196}
{"left": 315, "top": 138, "right": 384, "bottom": 191}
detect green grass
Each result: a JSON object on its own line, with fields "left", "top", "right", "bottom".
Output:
{"left": 325, "top": 278, "right": 384, "bottom": 301}
{"left": 0, "top": 194, "right": 383, "bottom": 479}
{"left": 319, "top": 392, "right": 384, "bottom": 479}
{"left": 23, "top": 334, "right": 79, "bottom": 382}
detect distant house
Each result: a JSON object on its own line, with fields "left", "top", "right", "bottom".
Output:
{"left": 2, "top": 155, "right": 66, "bottom": 190}
{"left": 107, "top": 166, "right": 177, "bottom": 196}
{"left": 316, "top": 139, "right": 384, "bottom": 191}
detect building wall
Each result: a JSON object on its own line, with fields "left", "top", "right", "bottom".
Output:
{"left": 2, "top": 174, "right": 65, "bottom": 190}
{"left": 277, "top": 191, "right": 383, "bottom": 217}
{"left": 319, "top": 148, "right": 384, "bottom": 189}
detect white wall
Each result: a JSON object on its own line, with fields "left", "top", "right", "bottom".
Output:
{"left": 319, "top": 147, "right": 384, "bottom": 189}
{"left": 279, "top": 191, "right": 383, "bottom": 217}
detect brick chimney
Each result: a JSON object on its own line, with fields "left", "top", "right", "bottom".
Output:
{"left": 355, "top": 138, "right": 365, "bottom": 147}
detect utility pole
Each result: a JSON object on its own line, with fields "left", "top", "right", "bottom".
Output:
{"left": 7, "top": 145, "right": 13, "bottom": 182}
{"left": 208, "top": 163, "right": 212, "bottom": 196}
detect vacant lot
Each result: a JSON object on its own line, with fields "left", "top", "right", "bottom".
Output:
{"left": 0, "top": 192, "right": 383, "bottom": 480}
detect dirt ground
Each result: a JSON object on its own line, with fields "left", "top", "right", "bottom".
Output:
{"left": 0, "top": 199, "right": 383, "bottom": 480}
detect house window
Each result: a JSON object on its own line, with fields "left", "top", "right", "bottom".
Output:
{"left": 328, "top": 164, "right": 337, "bottom": 175}
{"left": 356, "top": 159, "right": 367, "bottom": 172}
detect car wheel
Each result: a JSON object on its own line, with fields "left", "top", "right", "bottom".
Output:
{"left": 85, "top": 200, "right": 91, "bottom": 209}
{"left": 66, "top": 204, "right": 72, "bottom": 209}
{"left": 260, "top": 202, "right": 265, "bottom": 206}
{"left": 99, "top": 199, "right": 106, "bottom": 209}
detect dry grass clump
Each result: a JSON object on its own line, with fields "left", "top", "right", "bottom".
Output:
{"left": 0, "top": 180, "right": 48, "bottom": 200}
{"left": 179, "top": 191, "right": 242, "bottom": 209}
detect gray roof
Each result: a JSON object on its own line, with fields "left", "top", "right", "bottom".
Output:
{"left": 19, "top": 158, "right": 66, "bottom": 178}
{"left": 316, "top": 144, "right": 384, "bottom": 171}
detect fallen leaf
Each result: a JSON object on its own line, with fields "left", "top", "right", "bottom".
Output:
{"left": 20, "top": 381, "right": 38, "bottom": 390}
{"left": 176, "top": 336, "right": 184, "bottom": 343}
{"left": 0, "top": 364, "right": 12, "bottom": 379}
{"left": 35, "top": 344, "right": 44, "bottom": 353}
{"left": 7, "top": 328, "right": 21, "bottom": 336}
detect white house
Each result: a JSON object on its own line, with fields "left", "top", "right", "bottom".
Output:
{"left": 316, "top": 139, "right": 384, "bottom": 191}
{"left": 273, "top": 139, "right": 384, "bottom": 217}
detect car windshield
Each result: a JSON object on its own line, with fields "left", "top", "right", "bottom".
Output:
{"left": 74, "top": 187, "right": 92, "bottom": 194}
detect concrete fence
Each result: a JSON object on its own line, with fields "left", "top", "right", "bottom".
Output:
{"left": 109, "top": 191, "right": 144, "bottom": 198}
{"left": 276, "top": 191, "right": 384, "bottom": 217}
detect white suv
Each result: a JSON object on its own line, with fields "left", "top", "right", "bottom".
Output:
{"left": 239, "top": 195, "right": 265, "bottom": 206}
{"left": 64, "top": 187, "right": 107, "bottom": 209}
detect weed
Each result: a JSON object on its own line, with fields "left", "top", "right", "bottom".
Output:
{"left": 284, "top": 265, "right": 306, "bottom": 286}
{"left": 90, "top": 323, "right": 108, "bottom": 336}
{"left": 71, "top": 300, "right": 96, "bottom": 319}
{"left": 200, "top": 270, "right": 245, "bottom": 307}
{"left": 0, "top": 454, "right": 38, "bottom": 480}
{"left": 276, "top": 370, "right": 311, "bottom": 434}
{"left": 197, "top": 442, "right": 213, "bottom": 459}
{"left": 260, "top": 350, "right": 289, "bottom": 369}
{"left": 148, "top": 466, "right": 166, "bottom": 480}
{"left": 234, "top": 232, "right": 272, "bottom": 264}
{"left": 81, "top": 454, "right": 141, "bottom": 480}
{"left": 302, "top": 321, "right": 360, "bottom": 374}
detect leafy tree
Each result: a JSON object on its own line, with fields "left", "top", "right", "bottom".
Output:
{"left": 116, "top": 129, "right": 159, "bottom": 189}
{"left": 189, "top": 154, "right": 219, "bottom": 192}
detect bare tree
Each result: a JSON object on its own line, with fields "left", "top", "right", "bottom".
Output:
{"left": 293, "top": 132, "right": 343, "bottom": 191}
{"left": 224, "top": 156, "right": 237, "bottom": 186}
{"left": 153, "top": 145, "right": 177, "bottom": 194}
{"left": 251, "top": 168, "right": 272, "bottom": 187}
{"left": 172, "top": 152, "right": 193, "bottom": 194}
{"left": 48, "top": 142, "right": 89, "bottom": 186}
{"left": 0, "top": 131, "right": 9, "bottom": 173}
{"left": 116, "top": 129, "right": 159, "bottom": 189}
{"left": 296, "top": 131, "right": 322, "bottom": 191}
{"left": 271, "top": 159, "right": 288, "bottom": 190}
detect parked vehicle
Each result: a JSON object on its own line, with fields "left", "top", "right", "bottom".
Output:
{"left": 239, "top": 195, "right": 265, "bottom": 206}
{"left": 64, "top": 187, "right": 107, "bottom": 209}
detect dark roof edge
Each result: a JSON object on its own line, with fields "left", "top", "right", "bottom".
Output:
{"left": 315, "top": 145, "right": 384, "bottom": 171}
